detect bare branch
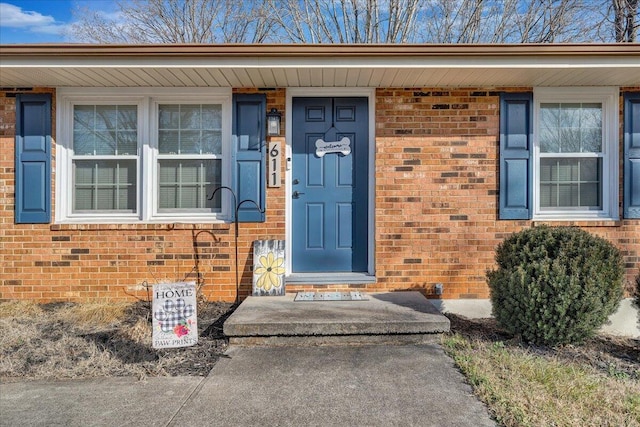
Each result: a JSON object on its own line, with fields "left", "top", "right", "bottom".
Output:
{"left": 69, "top": 0, "right": 634, "bottom": 44}
{"left": 71, "top": 0, "right": 275, "bottom": 44}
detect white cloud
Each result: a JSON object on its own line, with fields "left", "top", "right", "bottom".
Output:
{"left": 0, "top": 3, "right": 56, "bottom": 28}
{"left": 0, "top": 2, "right": 71, "bottom": 36}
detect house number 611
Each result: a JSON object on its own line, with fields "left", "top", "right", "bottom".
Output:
{"left": 268, "top": 141, "right": 281, "bottom": 188}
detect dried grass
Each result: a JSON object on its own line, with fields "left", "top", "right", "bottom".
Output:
{"left": 0, "top": 300, "right": 234, "bottom": 382}
{"left": 124, "top": 317, "right": 153, "bottom": 344}
{"left": 443, "top": 315, "right": 640, "bottom": 427}
{"left": 0, "top": 300, "right": 43, "bottom": 318}
{"left": 55, "top": 301, "right": 130, "bottom": 329}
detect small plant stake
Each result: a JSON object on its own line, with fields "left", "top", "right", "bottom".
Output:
{"left": 152, "top": 282, "right": 198, "bottom": 349}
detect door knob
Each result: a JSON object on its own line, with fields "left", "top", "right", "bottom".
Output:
{"left": 292, "top": 191, "right": 305, "bottom": 199}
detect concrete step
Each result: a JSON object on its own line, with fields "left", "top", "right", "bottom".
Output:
{"left": 223, "top": 291, "right": 450, "bottom": 346}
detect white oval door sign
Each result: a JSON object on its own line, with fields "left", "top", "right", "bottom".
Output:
{"left": 315, "top": 137, "right": 351, "bottom": 157}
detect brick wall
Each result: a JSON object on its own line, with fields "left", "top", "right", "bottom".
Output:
{"left": 0, "top": 88, "right": 286, "bottom": 302}
{"left": 0, "top": 86, "right": 638, "bottom": 302}
{"left": 372, "top": 87, "right": 639, "bottom": 299}
{"left": 373, "top": 88, "right": 515, "bottom": 298}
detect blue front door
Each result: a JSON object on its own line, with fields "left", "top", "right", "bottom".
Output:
{"left": 292, "top": 97, "right": 369, "bottom": 273}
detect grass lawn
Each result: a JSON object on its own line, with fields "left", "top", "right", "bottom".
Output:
{"left": 443, "top": 315, "right": 640, "bottom": 427}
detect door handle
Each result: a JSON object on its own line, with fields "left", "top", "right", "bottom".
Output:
{"left": 292, "top": 191, "right": 305, "bottom": 199}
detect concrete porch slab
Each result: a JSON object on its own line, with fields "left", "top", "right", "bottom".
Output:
{"left": 223, "top": 291, "right": 450, "bottom": 346}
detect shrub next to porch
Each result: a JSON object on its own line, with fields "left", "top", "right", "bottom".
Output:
{"left": 487, "top": 226, "right": 624, "bottom": 346}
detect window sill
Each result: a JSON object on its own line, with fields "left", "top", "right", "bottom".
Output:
{"left": 531, "top": 219, "right": 621, "bottom": 227}
{"left": 50, "top": 222, "right": 231, "bottom": 232}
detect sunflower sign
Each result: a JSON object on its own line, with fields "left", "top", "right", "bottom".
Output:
{"left": 152, "top": 282, "right": 198, "bottom": 349}
{"left": 253, "top": 240, "right": 285, "bottom": 296}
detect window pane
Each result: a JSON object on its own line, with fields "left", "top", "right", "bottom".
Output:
{"left": 580, "top": 104, "right": 602, "bottom": 152}
{"left": 159, "top": 105, "right": 180, "bottom": 128}
{"left": 96, "top": 163, "right": 115, "bottom": 184}
{"left": 159, "top": 130, "right": 180, "bottom": 154}
{"left": 97, "top": 188, "right": 116, "bottom": 210}
{"left": 95, "top": 105, "right": 116, "bottom": 130}
{"left": 118, "top": 131, "right": 137, "bottom": 155}
{"left": 580, "top": 183, "right": 600, "bottom": 207}
{"left": 539, "top": 158, "right": 602, "bottom": 209}
{"left": 202, "top": 104, "right": 222, "bottom": 129}
{"left": 180, "top": 130, "right": 201, "bottom": 154}
{"left": 118, "top": 106, "right": 138, "bottom": 130}
{"left": 157, "top": 159, "right": 221, "bottom": 211}
{"left": 180, "top": 105, "right": 201, "bottom": 129}
{"left": 73, "top": 105, "right": 137, "bottom": 156}
{"left": 74, "top": 106, "right": 95, "bottom": 131}
{"left": 557, "top": 183, "right": 579, "bottom": 207}
{"left": 158, "top": 104, "right": 222, "bottom": 154}
{"left": 539, "top": 183, "right": 554, "bottom": 208}
{"left": 73, "top": 106, "right": 96, "bottom": 155}
{"left": 158, "top": 163, "right": 178, "bottom": 210}
{"left": 580, "top": 159, "right": 600, "bottom": 181}
{"left": 202, "top": 105, "right": 222, "bottom": 154}
{"left": 539, "top": 161, "right": 553, "bottom": 181}
{"left": 75, "top": 188, "right": 94, "bottom": 210}
{"left": 73, "top": 130, "right": 94, "bottom": 155}
{"left": 202, "top": 130, "right": 222, "bottom": 154}
{"left": 95, "top": 130, "right": 116, "bottom": 155}
{"left": 73, "top": 160, "right": 137, "bottom": 212}
{"left": 539, "top": 103, "right": 560, "bottom": 153}
{"left": 581, "top": 128, "right": 601, "bottom": 152}
{"left": 539, "top": 103, "right": 602, "bottom": 154}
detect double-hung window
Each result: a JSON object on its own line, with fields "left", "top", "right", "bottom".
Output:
{"left": 533, "top": 88, "right": 618, "bottom": 220}
{"left": 57, "top": 88, "right": 231, "bottom": 223}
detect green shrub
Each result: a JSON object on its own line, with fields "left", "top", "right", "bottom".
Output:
{"left": 487, "top": 226, "right": 624, "bottom": 346}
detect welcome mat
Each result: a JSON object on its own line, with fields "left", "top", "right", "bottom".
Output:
{"left": 294, "top": 291, "right": 368, "bottom": 302}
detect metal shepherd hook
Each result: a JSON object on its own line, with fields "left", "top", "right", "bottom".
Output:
{"left": 208, "top": 186, "right": 265, "bottom": 304}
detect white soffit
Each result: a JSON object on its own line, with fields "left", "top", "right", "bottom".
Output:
{"left": 1, "top": 44, "right": 639, "bottom": 88}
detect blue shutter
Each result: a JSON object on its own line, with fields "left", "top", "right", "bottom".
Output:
{"left": 15, "top": 94, "right": 52, "bottom": 224}
{"left": 232, "top": 94, "right": 266, "bottom": 222}
{"left": 499, "top": 92, "right": 533, "bottom": 220}
{"left": 624, "top": 92, "right": 640, "bottom": 219}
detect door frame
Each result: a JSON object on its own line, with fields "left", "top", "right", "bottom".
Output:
{"left": 285, "top": 87, "right": 376, "bottom": 278}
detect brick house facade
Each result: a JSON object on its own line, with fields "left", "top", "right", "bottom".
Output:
{"left": 1, "top": 44, "right": 639, "bottom": 305}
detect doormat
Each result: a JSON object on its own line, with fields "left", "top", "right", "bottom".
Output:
{"left": 294, "top": 291, "right": 368, "bottom": 302}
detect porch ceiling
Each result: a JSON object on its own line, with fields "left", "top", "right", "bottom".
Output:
{"left": 1, "top": 44, "right": 639, "bottom": 88}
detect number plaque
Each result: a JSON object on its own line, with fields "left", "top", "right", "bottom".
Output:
{"left": 268, "top": 141, "right": 281, "bottom": 188}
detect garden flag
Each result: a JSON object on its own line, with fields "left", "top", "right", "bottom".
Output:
{"left": 152, "top": 282, "right": 198, "bottom": 349}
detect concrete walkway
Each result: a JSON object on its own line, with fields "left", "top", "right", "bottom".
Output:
{"left": 1, "top": 344, "right": 495, "bottom": 427}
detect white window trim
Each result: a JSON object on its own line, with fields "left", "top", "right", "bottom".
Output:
{"left": 56, "top": 87, "right": 232, "bottom": 224}
{"left": 532, "top": 87, "right": 619, "bottom": 221}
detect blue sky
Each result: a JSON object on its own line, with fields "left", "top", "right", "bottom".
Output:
{"left": 0, "top": 0, "right": 116, "bottom": 43}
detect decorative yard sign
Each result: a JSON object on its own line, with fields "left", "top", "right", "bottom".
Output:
{"left": 315, "top": 137, "right": 351, "bottom": 157}
{"left": 152, "top": 282, "right": 198, "bottom": 349}
{"left": 253, "top": 240, "right": 286, "bottom": 296}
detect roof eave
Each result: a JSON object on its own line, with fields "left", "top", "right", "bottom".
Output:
{"left": 2, "top": 43, "right": 640, "bottom": 59}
